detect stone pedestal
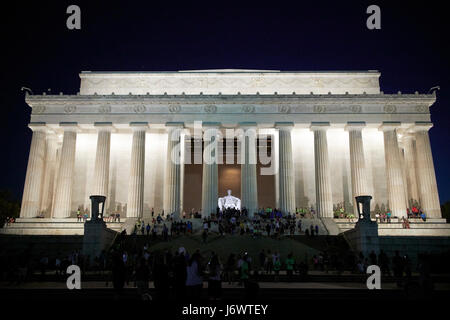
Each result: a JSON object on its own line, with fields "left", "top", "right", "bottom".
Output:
{"left": 344, "top": 195, "right": 380, "bottom": 258}
{"left": 82, "top": 219, "right": 116, "bottom": 262}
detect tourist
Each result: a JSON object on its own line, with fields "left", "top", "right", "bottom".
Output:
{"left": 135, "top": 258, "right": 150, "bottom": 299}
{"left": 207, "top": 254, "right": 222, "bottom": 300}
{"left": 369, "top": 250, "right": 377, "bottom": 265}
{"left": 162, "top": 224, "right": 169, "bottom": 241}
{"left": 173, "top": 248, "right": 188, "bottom": 300}
{"left": 315, "top": 225, "right": 319, "bottom": 235}
{"left": 112, "top": 251, "right": 126, "bottom": 298}
{"left": 273, "top": 256, "right": 281, "bottom": 281}
{"left": 186, "top": 252, "right": 203, "bottom": 301}
{"left": 225, "top": 253, "right": 236, "bottom": 284}
{"left": 259, "top": 249, "right": 266, "bottom": 272}
{"left": 285, "top": 253, "right": 295, "bottom": 278}
{"left": 378, "top": 250, "right": 390, "bottom": 276}
{"left": 266, "top": 250, "right": 273, "bottom": 274}
{"left": 153, "top": 253, "right": 170, "bottom": 301}
{"left": 392, "top": 251, "right": 405, "bottom": 287}
{"left": 386, "top": 210, "right": 391, "bottom": 223}
{"left": 240, "top": 255, "right": 250, "bottom": 287}
{"left": 146, "top": 223, "right": 151, "bottom": 236}
{"left": 202, "top": 229, "right": 208, "bottom": 243}
{"left": 420, "top": 211, "right": 427, "bottom": 222}
{"left": 77, "top": 209, "right": 82, "bottom": 222}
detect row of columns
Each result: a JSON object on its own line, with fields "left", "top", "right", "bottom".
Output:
{"left": 20, "top": 121, "right": 441, "bottom": 219}
{"left": 271, "top": 121, "right": 441, "bottom": 218}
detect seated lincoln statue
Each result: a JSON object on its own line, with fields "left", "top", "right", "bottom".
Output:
{"left": 218, "top": 190, "right": 241, "bottom": 211}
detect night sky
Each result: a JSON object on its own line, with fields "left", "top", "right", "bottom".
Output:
{"left": 1, "top": 2, "right": 449, "bottom": 203}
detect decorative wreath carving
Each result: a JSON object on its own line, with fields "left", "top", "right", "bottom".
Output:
{"left": 384, "top": 105, "right": 397, "bottom": 113}
{"left": 350, "top": 105, "right": 362, "bottom": 113}
{"left": 64, "top": 105, "right": 76, "bottom": 113}
{"left": 204, "top": 105, "right": 217, "bottom": 113}
{"left": 169, "top": 104, "right": 181, "bottom": 113}
{"left": 133, "top": 105, "right": 146, "bottom": 113}
{"left": 415, "top": 105, "right": 428, "bottom": 113}
{"left": 98, "top": 105, "right": 111, "bottom": 113}
{"left": 313, "top": 105, "right": 326, "bottom": 113}
{"left": 33, "top": 105, "right": 46, "bottom": 114}
{"left": 242, "top": 105, "right": 255, "bottom": 113}
{"left": 278, "top": 105, "right": 291, "bottom": 113}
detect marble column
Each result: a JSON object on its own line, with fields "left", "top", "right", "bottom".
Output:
{"left": 126, "top": 123, "right": 147, "bottom": 218}
{"left": 92, "top": 123, "right": 112, "bottom": 197}
{"left": 380, "top": 122, "right": 407, "bottom": 218}
{"left": 20, "top": 123, "right": 47, "bottom": 218}
{"left": 201, "top": 123, "right": 220, "bottom": 217}
{"left": 414, "top": 122, "right": 441, "bottom": 218}
{"left": 240, "top": 123, "right": 258, "bottom": 218}
{"left": 311, "top": 122, "right": 333, "bottom": 218}
{"left": 50, "top": 143, "right": 62, "bottom": 218}
{"left": 165, "top": 123, "right": 183, "bottom": 218}
{"left": 346, "top": 122, "right": 369, "bottom": 215}
{"left": 39, "top": 133, "right": 58, "bottom": 216}
{"left": 53, "top": 123, "right": 78, "bottom": 218}
{"left": 276, "top": 122, "right": 295, "bottom": 215}
{"left": 402, "top": 133, "right": 419, "bottom": 206}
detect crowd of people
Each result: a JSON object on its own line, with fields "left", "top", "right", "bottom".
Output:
{"left": 0, "top": 238, "right": 436, "bottom": 300}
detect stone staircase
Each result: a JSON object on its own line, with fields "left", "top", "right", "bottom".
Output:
{"left": 334, "top": 218, "right": 450, "bottom": 236}
{"left": 0, "top": 218, "right": 125, "bottom": 235}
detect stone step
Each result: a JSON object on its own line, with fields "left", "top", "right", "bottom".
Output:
{"left": 0, "top": 219, "right": 125, "bottom": 235}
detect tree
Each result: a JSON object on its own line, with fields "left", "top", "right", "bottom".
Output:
{"left": 0, "top": 190, "right": 20, "bottom": 227}
{"left": 441, "top": 201, "right": 450, "bottom": 223}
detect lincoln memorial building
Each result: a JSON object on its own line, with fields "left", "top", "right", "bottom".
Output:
{"left": 3, "top": 69, "right": 448, "bottom": 236}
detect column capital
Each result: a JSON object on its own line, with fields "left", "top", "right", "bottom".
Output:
{"left": 94, "top": 122, "right": 116, "bottom": 133}
{"left": 59, "top": 122, "right": 79, "bottom": 132}
{"left": 275, "top": 122, "right": 294, "bottom": 130}
{"left": 165, "top": 122, "right": 185, "bottom": 128}
{"left": 412, "top": 121, "right": 433, "bottom": 132}
{"left": 345, "top": 121, "right": 366, "bottom": 131}
{"left": 165, "top": 122, "right": 184, "bottom": 135}
{"left": 129, "top": 122, "right": 148, "bottom": 131}
{"left": 310, "top": 122, "right": 330, "bottom": 131}
{"left": 202, "top": 122, "right": 221, "bottom": 128}
{"left": 239, "top": 122, "right": 258, "bottom": 129}
{"left": 28, "top": 122, "right": 47, "bottom": 132}
{"left": 379, "top": 121, "right": 401, "bottom": 132}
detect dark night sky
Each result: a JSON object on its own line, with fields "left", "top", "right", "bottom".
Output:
{"left": 1, "top": 1, "right": 449, "bottom": 203}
